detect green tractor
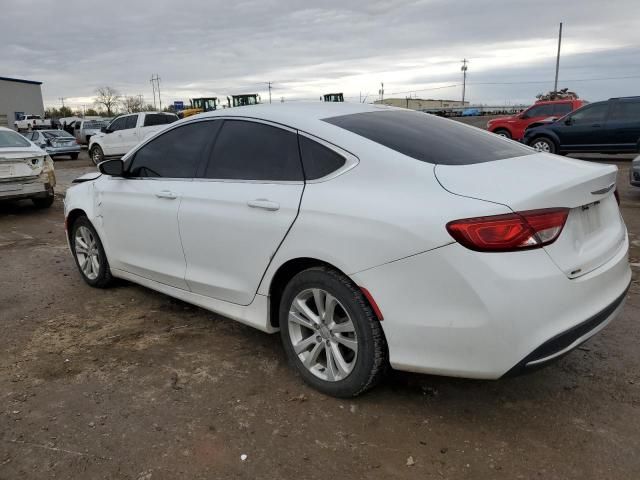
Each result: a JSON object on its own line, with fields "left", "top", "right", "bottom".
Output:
{"left": 227, "top": 94, "right": 261, "bottom": 108}
{"left": 322, "top": 93, "right": 344, "bottom": 102}
{"left": 179, "top": 97, "right": 219, "bottom": 119}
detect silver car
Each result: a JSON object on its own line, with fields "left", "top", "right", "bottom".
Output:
{"left": 73, "top": 119, "right": 109, "bottom": 145}
{"left": 631, "top": 155, "right": 640, "bottom": 188}
{"left": 23, "top": 130, "right": 81, "bottom": 159}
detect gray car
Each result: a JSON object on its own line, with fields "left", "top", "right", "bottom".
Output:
{"left": 631, "top": 155, "right": 640, "bottom": 187}
{"left": 73, "top": 118, "right": 109, "bottom": 145}
{"left": 23, "top": 130, "right": 81, "bottom": 159}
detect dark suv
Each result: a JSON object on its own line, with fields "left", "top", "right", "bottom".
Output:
{"left": 523, "top": 96, "right": 640, "bottom": 154}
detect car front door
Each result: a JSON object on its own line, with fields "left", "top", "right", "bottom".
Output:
{"left": 97, "top": 121, "right": 213, "bottom": 289}
{"left": 178, "top": 119, "right": 305, "bottom": 305}
{"left": 553, "top": 102, "right": 610, "bottom": 151}
{"left": 606, "top": 99, "right": 640, "bottom": 151}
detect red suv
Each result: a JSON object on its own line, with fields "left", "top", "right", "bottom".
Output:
{"left": 487, "top": 99, "right": 585, "bottom": 141}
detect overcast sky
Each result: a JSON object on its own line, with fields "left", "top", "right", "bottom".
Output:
{"left": 2, "top": 0, "right": 639, "bottom": 110}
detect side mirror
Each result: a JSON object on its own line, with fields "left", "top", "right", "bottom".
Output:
{"left": 564, "top": 117, "right": 573, "bottom": 126}
{"left": 101, "top": 126, "right": 110, "bottom": 134}
{"left": 98, "top": 159, "right": 124, "bottom": 177}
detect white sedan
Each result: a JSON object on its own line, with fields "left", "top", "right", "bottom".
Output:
{"left": 64, "top": 103, "right": 631, "bottom": 397}
{"left": 0, "top": 126, "right": 56, "bottom": 208}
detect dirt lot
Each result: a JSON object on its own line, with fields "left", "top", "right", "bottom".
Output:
{"left": 1, "top": 152, "right": 639, "bottom": 480}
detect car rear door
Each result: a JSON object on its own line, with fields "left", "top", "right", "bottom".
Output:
{"left": 554, "top": 102, "right": 610, "bottom": 151}
{"left": 98, "top": 121, "right": 213, "bottom": 289}
{"left": 178, "top": 118, "right": 305, "bottom": 305}
{"left": 606, "top": 99, "right": 640, "bottom": 151}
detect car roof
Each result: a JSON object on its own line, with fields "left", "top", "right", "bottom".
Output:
{"left": 194, "top": 102, "right": 387, "bottom": 134}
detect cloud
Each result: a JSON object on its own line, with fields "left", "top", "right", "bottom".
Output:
{"left": 1, "top": 0, "right": 638, "bottom": 109}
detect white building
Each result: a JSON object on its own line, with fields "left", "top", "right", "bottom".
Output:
{"left": 0, "top": 76, "right": 45, "bottom": 128}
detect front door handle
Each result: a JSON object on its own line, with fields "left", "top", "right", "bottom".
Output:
{"left": 156, "top": 190, "right": 177, "bottom": 200}
{"left": 247, "top": 199, "right": 280, "bottom": 211}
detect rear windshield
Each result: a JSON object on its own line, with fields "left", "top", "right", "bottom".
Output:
{"left": 324, "top": 109, "right": 533, "bottom": 165}
{"left": 0, "top": 130, "right": 31, "bottom": 148}
{"left": 43, "top": 131, "right": 73, "bottom": 139}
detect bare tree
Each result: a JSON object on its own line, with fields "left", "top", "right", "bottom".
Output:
{"left": 121, "top": 95, "right": 144, "bottom": 113}
{"left": 94, "top": 86, "right": 121, "bottom": 116}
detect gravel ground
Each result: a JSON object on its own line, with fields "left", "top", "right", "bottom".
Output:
{"left": 0, "top": 151, "right": 639, "bottom": 480}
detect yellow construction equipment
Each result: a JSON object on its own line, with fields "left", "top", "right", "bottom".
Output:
{"left": 178, "top": 97, "right": 219, "bottom": 118}
{"left": 227, "top": 94, "right": 260, "bottom": 108}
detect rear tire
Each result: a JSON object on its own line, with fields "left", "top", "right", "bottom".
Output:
{"left": 70, "top": 216, "right": 113, "bottom": 288}
{"left": 90, "top": 145, "right": 104, "bottom": 165}
{"left": 279, "top": 266, "right": 388, "bottom": 397}
{"left": 529, "top": 136, "right": 556, "bottom": 154}
{"left": 494, "top": 129, "right": 512, "bottom": 139}
{"left": 32, "top": 191, "right": 54, "bottom": 209}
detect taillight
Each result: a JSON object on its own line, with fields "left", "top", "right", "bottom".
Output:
{"left": 446, "top": 208, "right": 569, "bottom": 252}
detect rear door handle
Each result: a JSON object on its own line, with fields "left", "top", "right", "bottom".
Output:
{"left": 247, "top": 199, "right": 280, "bottom": 211}
{"left": 156, "top": 190, "right": 177, "bottom": 199}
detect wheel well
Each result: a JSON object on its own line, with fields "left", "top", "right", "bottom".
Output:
{"left": 268, "top": 258, "right": 341, "bottom": 329}
{"left": 493, "top": 127, "right": 510, "bottom": 134}
{"left": 65, "top": 208, "right": 87, "bottom": 240}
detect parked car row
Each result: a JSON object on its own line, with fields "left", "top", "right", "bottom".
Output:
{"left": 22, "top": 130, "right": 81, "bottom": 159}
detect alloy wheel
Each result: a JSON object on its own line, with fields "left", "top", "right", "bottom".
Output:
{"left": 75, "top": 226, "right": 100, "bottom": 280}
{"left": 532, "top": 140, "right": 551, "bottom": 152}
{"left": 287, "top": 288, "right": 358, "bottom": 382}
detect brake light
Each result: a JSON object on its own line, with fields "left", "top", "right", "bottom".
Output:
{"left": 446, "top": 208, "right": 569, "bottom": 252}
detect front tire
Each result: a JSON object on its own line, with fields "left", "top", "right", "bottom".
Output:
{"left": 529, "top": 136, "right": 556, "bottom": 154}
{"left": 70, "top": 216, "right": 113, "bottom": 288}
{"left": 90, "top": 145, "right": 104, "bottom": 165}
{"left": 279, "top": 267, "right": 388, "bottom": 397}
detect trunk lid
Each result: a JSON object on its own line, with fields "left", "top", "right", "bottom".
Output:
{"left": 435, "top": 153, "right": 626, "bottom": 278}
{"left": 0, "top": 149, "right": 46, "bottom": 180}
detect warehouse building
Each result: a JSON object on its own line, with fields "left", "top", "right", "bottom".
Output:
{"left": 374, "top": 98, "right": 469, "bottom": 110}
{"left": 0, "top": 76, "right": 45, "bottom": 128}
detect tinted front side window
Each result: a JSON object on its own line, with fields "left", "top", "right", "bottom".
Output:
{"left": 324, "top": 110, "right": 533, "bottom": 165}
{"left": 109, "top": 117, "right": 127, "bottom": 132}
{"left": 570, "top": 103, "right": 608, "bottom": 124}
{"left": 609, "top": 101, "right": 640, "bottom": 122}
{"left": 299, "top": 136, "right": 346, "bottom": 180}
{"left": 128, "top": 122, "right": 213, "bottom": 178}
{"left": 204, "top": 120, "right": 303, "bottom": 181}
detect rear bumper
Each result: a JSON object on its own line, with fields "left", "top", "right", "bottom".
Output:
{"left": 0, "top": 181, "right": 52, "bottom": 201}
{"left": 352, "top": 236, "right": 631, "bottom": 379}
{"left": 503, "top": 283, "right": 629, "bottom": 376}
{"left": 46, "top": 145, "right": 81, "bottom": 156}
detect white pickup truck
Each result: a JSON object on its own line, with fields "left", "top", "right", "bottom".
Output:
{"left": 14, "top": 114, "right": 51, "bottom": 131}
{"left": 88, "top": 111, "right": 178, "bottom": 164}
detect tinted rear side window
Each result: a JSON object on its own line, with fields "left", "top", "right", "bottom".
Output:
{"left": 144, "top": 113, "right": 178, "bottom": 127}
{"left": 324, "top": 110, "right": 533, "bottom": 165}
{"left": 204, "top": 120, "right": 303, "bottom": 181}
{"left": 553, "top": 103, "right": 573, "bottom": 116}
{"left": 610, "top": 101, "right": 640, "bottom": 122}
{"left": 299, "top": 136, "right": 346, "bottom": 180}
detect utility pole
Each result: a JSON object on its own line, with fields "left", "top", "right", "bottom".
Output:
{"left": 461, "top": 59, "right": 468, "bottom": 105}
{"left": 267, "top": 82, "right": 272, "bottom": 104}
{"left": 150, "top": 75, "right": 161, "bottom": 110}
{"left": 379, "top": 82, "right": 384, "bottom": 103}
{"left": 553, "top": 22, "right": 563, "bottom": 95}
{"left": 137, "top": 94, "right": 144, "bottom": 110}
{"left": 59, "top": 97, "right": 65, "bottom": 108}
